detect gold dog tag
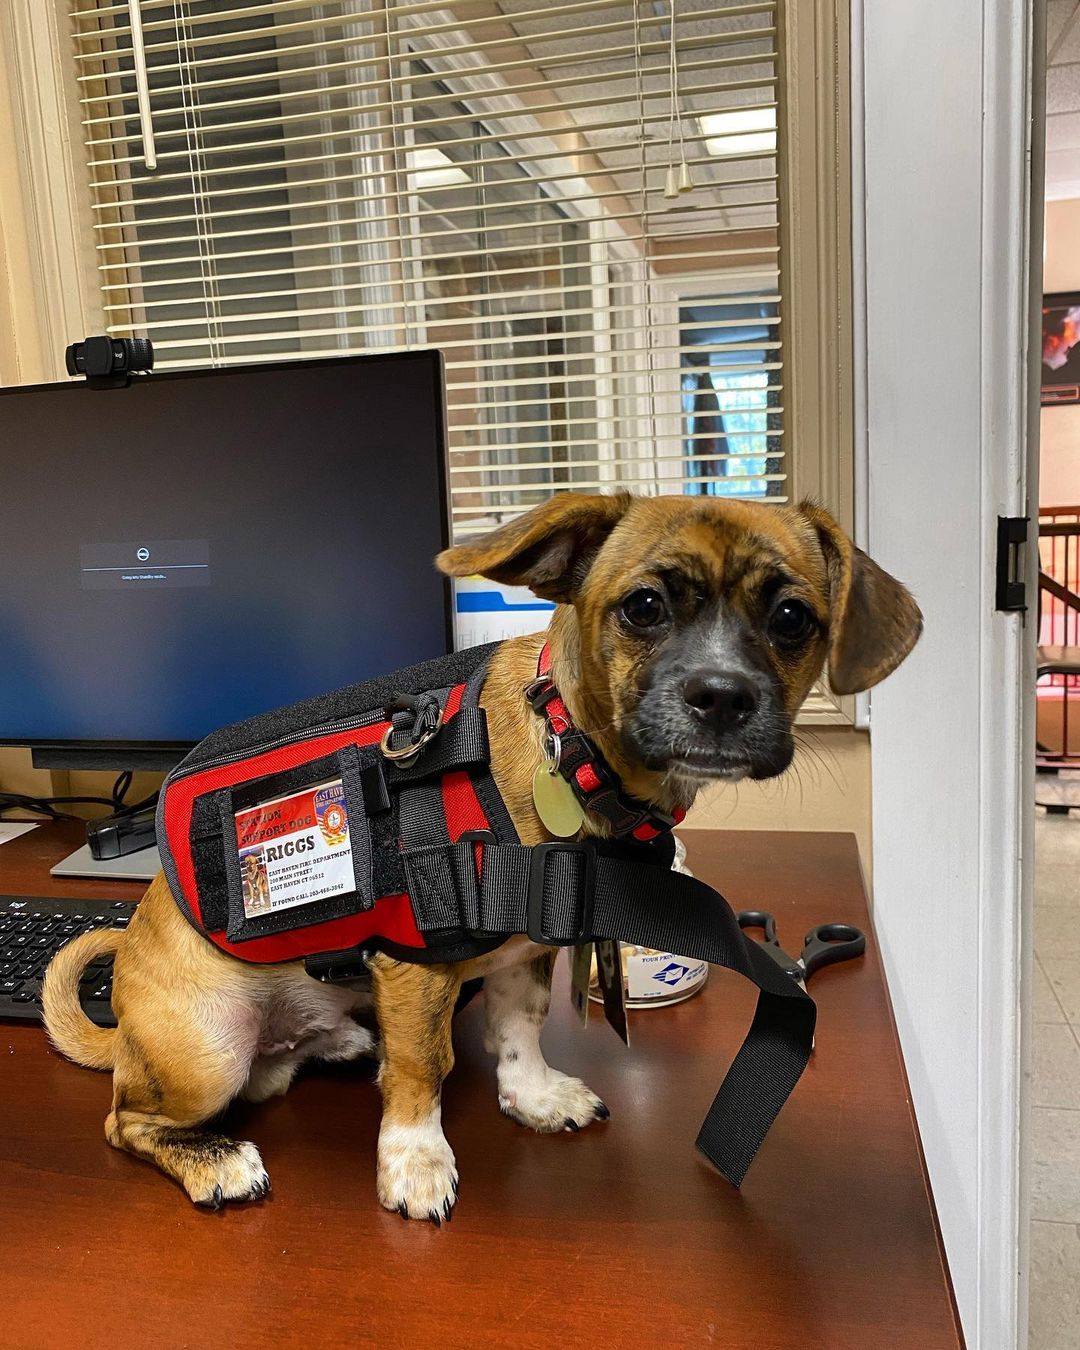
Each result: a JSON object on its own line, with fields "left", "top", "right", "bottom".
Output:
{"left": 532, "top": 764, "right": 585, "bottom": 838}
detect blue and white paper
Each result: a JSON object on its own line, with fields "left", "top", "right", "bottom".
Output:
{"left": 454, "top": 578, "right": 555, "bottom": 650}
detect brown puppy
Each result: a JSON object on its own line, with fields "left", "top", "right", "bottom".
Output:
{"left": 42, "top": 493, "right": 921, "bottom": 1220}
{"left": 241, "top": 851, "right": 270, "bottom": 913}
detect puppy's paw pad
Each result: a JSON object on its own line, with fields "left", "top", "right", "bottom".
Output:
{"left": 377, "top": 1130, "right": 458, "bottom": 1222}
{"left": 499, "top": 1071, "right": 608, "bottom": 1134}
{"left": 188, "top": 1140, "right": 269, "bottom": 1208}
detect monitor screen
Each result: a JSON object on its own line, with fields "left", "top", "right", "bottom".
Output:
{"left": 0, "top": 352, "right": 451, "bottom": 749}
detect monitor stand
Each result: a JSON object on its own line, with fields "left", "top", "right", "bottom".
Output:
{"left": 29, "top": 745, "right": 176, "bottom": 885}
{"left": 51, "top": 843, "right": 162, "bottom": 883}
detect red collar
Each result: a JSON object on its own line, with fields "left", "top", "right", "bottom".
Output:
{"left": 524, "top": 643, "right": 685, "bottom": 842}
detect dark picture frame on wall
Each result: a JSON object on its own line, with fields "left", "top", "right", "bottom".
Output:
{"left": 1042, "top": 291, "right": 1080, "bottom": 405}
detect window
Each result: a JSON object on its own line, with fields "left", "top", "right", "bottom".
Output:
{"left": 58, "top": 0, "right": 810, "bottom": 531}
{"left": 4, "top": 0, "right": 853, "bottom": 718}
{"left": 679, "top": 294, "right": 781, "bottom": 498}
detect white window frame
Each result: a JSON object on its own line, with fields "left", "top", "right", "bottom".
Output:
{"left": 0, "top": 0, "right": 99, "bottom": 374}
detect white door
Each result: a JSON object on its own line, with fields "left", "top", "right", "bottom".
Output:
{"left": 855, "top": 1, "right": 1041, "bottom": 1346}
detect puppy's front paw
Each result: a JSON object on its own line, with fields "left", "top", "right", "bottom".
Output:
{"left": 499, "top": 1069, "right": 609, "bottom": 1133}
{"left": 185, "top": 1139, "right": 271, "bottom": 1209}
{"left": 377, "top": 1120, "right": 458, "bottom": 1225}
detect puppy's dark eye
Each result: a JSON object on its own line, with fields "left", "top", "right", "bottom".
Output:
{"left": 769, "top": 598, "right": 816, "bottom": 645}
{"left": 620, "top": 587, "right": 668, "bottom": 630}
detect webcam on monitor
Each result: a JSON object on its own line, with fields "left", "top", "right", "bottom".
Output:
{"left": 65, "top": 335, "right": 154, "bottom": 390}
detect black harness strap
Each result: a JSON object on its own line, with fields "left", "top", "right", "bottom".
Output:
{"left": 398, "top": 836, "right": 815, "bottom": 1187}
{"left": 383, "top": 707, "right": 490, "bottom": 784}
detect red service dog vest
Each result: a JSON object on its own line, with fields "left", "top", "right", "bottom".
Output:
{"left": 158, "top": 644, "right": 513, "bottom": 969}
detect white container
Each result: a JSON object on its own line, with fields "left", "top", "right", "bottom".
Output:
{"left": 588, "top": 836, "right": 709, "bottom": 1008}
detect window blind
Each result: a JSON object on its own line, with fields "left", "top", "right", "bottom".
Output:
{"left": 69, "top": 0, "right": 785, "bottom": 537}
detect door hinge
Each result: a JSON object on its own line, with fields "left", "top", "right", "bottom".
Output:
{"left": 995, "top": 515, "right": 1028, "bottom": 613}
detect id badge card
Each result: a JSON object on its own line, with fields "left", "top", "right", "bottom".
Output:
{"left": 235, "top": 779, "right": 353, "bottom": 919}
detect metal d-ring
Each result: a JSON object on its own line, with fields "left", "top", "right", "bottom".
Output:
{"left": 379, "top": 711, "right": 444, "bottom": 767}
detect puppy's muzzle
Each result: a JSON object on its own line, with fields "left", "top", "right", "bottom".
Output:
{"left": 629, "top": 655, "right": 792, "bottom": 783}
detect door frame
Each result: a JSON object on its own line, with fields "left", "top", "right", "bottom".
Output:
{"left": 855, "top": 0, "right": 1042, "bottom": 1344}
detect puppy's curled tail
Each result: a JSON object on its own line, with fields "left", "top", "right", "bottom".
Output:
{"left": 42, "top": 928, "right": 123, "bottom": 1069}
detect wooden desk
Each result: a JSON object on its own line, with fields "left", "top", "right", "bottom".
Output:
{"left": 0, "top": 824, "right": 961, "bottom": 1349}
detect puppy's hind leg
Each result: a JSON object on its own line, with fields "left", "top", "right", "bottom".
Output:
{"left": 106, "top": 1005, "right": 269, "bottom": 1209}
{"left": 243, "top": 1008, "right": 376, "bottom": 1103}
{"left": 370, "top": 957, "right": 460, "bottom": 1224}
{"left": 484, "top": 950, "right": 609, "bottom": 1133}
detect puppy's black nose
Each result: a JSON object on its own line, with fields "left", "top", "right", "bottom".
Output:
{"left": 682, "top": 670, "right": 759, "bottom": 732}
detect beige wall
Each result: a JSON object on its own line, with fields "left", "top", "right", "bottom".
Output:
{"left": 1041, "top": 198, "right": 1080, "bottom": 508}
{"left": 1042, "top": 408, "right": 1080, "bottom": 507}
{"left": 685, "top": 726, "right": 872, "bottom": 871}
{"left": 1044, "top": 197, "right": 1080, "bottom": 292}
{"left": 0, "top": 750, "right": 54, "bottom": 801}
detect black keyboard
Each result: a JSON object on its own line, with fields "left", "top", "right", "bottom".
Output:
{"left": 0, "top": 896, "right": 135, "bottom": 1026}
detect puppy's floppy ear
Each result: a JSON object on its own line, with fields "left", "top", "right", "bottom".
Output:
{"left": 799, "top": 501, "right": 923, "bottom": 695}
{"left": 436, "top": 491, "right": 631, "bottom": 603}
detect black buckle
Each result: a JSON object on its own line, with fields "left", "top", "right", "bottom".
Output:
{"left": 304, "top": 947, "right": 371, "bottom": 983}
{"left": 523, "top": 678, "right": 559, "bottom": 714}
{"left": 526, "top": 841, "right": 595, "bottom": 945}
{"left": 459, "top": 830, "right": 496, "bottom": 932}
{"left": 459, "top": 828, "right": 496, "bottom": 851}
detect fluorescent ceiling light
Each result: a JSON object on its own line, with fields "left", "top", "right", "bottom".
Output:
{"left": 699, "top": 107, "right": 777, "bottom": 158}
{"left": 407, "top": 146, "right": 470, "bottom": 189}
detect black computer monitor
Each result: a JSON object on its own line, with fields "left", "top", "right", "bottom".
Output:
{"left": 0, "top": 351, "right": 452, "bottom": 771}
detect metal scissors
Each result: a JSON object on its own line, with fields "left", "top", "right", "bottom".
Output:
{"left": 736, "top": 910, "right": 866, "bottom": 992}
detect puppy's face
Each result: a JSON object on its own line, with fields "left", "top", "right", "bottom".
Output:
{"left": 440, "top": 493, "right": 921, "bottom": 798}
{"left": 580, "top": 502, "right": 839, "bottom": 784}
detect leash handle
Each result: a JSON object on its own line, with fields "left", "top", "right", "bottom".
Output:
{"left": 736, "top": 909, "right": 779, "bottom": 945}
{"left": 800, "top": 922, "right": 866, "bottom": 980}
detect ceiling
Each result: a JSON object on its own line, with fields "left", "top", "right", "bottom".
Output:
{"left": 1048, "top": 1, "right": 1080, "bottom": 198}
{"left": 491, "top": 0, "right": 778, "bottom": 231}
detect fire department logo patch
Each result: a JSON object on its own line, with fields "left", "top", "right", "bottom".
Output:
{"left": 314, "top": 782, "right": 349, "bottom": 847}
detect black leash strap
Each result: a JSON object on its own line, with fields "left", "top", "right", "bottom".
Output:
{"left": 404, "top": 837, "right": 816, "bottom": 1186}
